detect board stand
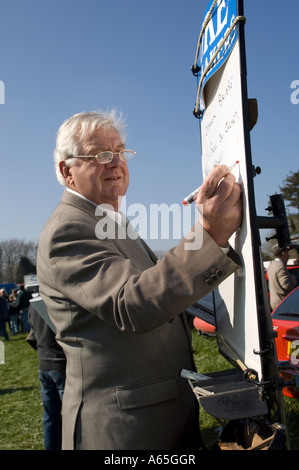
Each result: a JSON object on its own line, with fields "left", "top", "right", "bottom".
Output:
{"left": 181, "top": 368, "right": 267, "bottom": 421}
{"left": 181, "top": 368, "right": 287, "bottom": 450}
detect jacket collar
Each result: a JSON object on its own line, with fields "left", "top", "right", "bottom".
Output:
{"left": 61, "top": 189, "right": 103, "bottom": 220}
{"left": 60, "top": 190, "right": 157, "bottom": 264}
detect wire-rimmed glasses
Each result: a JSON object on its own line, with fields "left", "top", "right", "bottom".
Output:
{"left": 68, "top": 150, "right": 136, "bottom": 164}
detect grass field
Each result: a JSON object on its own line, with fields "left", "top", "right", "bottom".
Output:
{"left": 0, "top": 331, "right": 298, "bottom": 451}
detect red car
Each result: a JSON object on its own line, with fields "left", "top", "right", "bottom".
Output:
{"left": 188, "top": 292, "right": 216, "bottom": 336}
{"left": 272, "top": 286, "right": 299, "bottom": 398}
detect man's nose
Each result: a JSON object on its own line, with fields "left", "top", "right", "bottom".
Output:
{"left": 106, "top": 154, "right": 122, "bottom": 167}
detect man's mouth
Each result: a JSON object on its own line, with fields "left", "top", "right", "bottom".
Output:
{"left": 105, "top": 176, "right": 121, "bottom": 181}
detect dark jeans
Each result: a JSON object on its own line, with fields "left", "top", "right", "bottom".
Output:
{"left": 39, "top": 370, "right": 66, "bottom": 450}
{"left": 20, "top": 307, "right": 30, "bottom": 332}
{"left": 0, "top": 319, "right": 9, "bottom": 340}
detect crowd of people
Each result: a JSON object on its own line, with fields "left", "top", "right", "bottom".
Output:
{"left": 0, "top": 285, "right": 32, "bottom": 340}
{"left": 0, "top": 284, "right": 66, "bottom": 450}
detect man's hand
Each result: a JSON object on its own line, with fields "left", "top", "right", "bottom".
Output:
{"left": 196, "top": 165, "right": 243, "bottom": 247}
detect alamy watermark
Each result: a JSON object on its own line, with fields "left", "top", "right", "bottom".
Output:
{"left": 290, "top": 80, "right": 299, "bottom": 105}
{"left": 0, "top": 340, "right": 4, "bottom": 364}
{"left": 0, "top": 80, "right": 5, "bottom": 104}
{"left": 94, "top": 197, "right": 204, "bottom": 250}
{"left": 290, "top": 340, "right": 299, "bottom": 366}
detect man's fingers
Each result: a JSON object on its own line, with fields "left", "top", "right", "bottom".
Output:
{"left": 229, "top": 181, "right": 243, "bottom": 208}
{"left": 197, "top": 165, "right": 228, "bottom": 202}
{"left": 215, "top": 173, "right": 242, "bottom": 205}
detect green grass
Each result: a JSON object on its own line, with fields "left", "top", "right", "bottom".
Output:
{"left": 0, "top": 334, "right": 44, "bottom": 450}
{"left": 0, "top": 331, "right": 298, "bottom": 450}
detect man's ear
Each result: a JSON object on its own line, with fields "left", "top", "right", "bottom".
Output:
{"left": 59, "top": 161, "right": 75, "bottom": 186}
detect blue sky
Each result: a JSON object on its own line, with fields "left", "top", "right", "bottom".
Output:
{"left": 0, "top": 0, "right": 298, "bottom": 251}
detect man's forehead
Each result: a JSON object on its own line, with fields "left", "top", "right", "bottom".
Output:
{"left": 80, "top": 127, "right": 124, "bottom": 151}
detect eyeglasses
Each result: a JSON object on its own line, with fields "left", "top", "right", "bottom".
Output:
{"left": 68, "top": 150, "right": 136, "bottom": 164}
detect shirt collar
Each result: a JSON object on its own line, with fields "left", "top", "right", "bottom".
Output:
{"left": 66, "top": 188, "right": 121, "bottom": 222}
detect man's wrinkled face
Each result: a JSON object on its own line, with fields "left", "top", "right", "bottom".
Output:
{"left": 60, "top": 128, "right": 129, "bottom": 210}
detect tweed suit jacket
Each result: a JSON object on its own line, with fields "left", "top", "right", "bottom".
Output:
{"left": 37, "top": 190, "right": 241, "bottom": 450}
{"left": 267, "top": 260, "right": 295, "bottom": 310}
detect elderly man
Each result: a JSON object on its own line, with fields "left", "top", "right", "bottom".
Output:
{"left": 37, "top": 110, "right": 242, "bottom": 450}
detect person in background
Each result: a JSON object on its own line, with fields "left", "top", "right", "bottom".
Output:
{"left": 28, "top": 303, "right": 66, "bottom": 450}
{"left": 8, "top": 289, "right": 20, "bottom": 335}
{"left": 0, "top": 290, "right": 9, "bottom": 341}
{"left": 267, "top": 246, "right": 297, "bottom": 310}
{"left": 16, "top": 285, "right": 32, "bottom": 332}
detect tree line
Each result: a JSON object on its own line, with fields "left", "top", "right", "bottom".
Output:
{"left": 0, "top": 239, "right": 37, "bottom": 284}
{"left": 0, "top": 171, "right": 298, "bottom": 279}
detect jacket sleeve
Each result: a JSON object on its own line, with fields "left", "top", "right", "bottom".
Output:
{"left": 38, "top": 216, "right": 241, "bottom": 334}
{"left": 276, "top": 265, "right": 295, "bottom": 292}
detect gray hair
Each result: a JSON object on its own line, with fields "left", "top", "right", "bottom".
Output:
{"left": 54, "top": 110, "right": 127, "bottom": 186}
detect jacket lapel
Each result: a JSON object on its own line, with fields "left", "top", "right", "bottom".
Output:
{"left": 61, "top": 190, "right": 157, "bottom": 266}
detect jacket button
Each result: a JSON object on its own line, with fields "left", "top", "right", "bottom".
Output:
{"left": 211, "top": 274, "right": 217, "bottom": 281}
{"left": 216, "top": 269, "right": 224, "bottom": 277}
{"left": 205, "top": 278, "right": 212, "bottom": 285}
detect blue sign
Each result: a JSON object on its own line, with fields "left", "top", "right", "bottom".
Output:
{"left": 195, "top": 0, "right": 239, "bottom": 114}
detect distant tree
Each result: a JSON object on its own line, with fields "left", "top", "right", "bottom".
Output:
{"left": 280, "top": 170, "right": 299, "bottom": 213}
{"left": 16, "top": 256, "right": 36, "bottom": 283}
{"left": 0, "top": 239, "right": 37, "bottom": 283}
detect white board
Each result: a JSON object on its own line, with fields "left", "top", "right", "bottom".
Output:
{"left": 200, "top": 37, "right": 263, "bottom": 379}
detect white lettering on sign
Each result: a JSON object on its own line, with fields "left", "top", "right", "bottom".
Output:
{"left": 202, "top": 1, "right": 236, "bottom": 78}
{"left": 216, "top": 0, "right": 229, "bottom": 36}
{"left": 203, "top": 0, "right": 229, "bottom": 54}
{"left": 291, "top": 340, "right": 299, "bottom": 365}
{"left": 203, "top": 16, "right": 216, "bottom": 54}
{"left": 0, "top": 341, "right": 4, "bottom": 364}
